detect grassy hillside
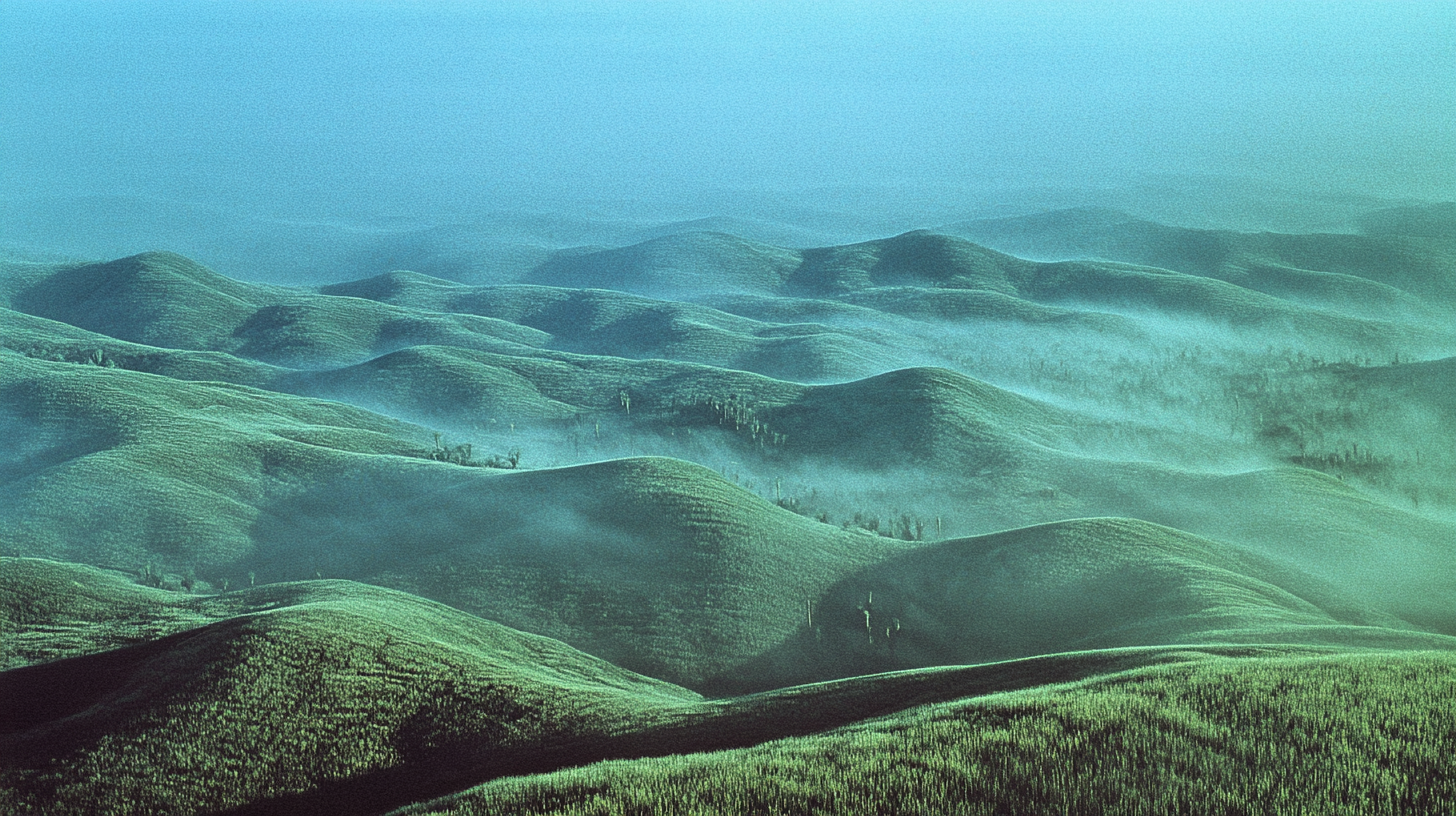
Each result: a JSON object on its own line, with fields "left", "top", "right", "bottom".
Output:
{"left": 713, "top": 516, "right": 1453, "bottom": 690}
{"left": 4, "top": 206, "right": 1455, "bottom": 814}
{"left": 9, "top": 347, "right": 1449, "bottom": 695}
{"left": 0, "top": 560, "right": 698, "bottom": 816}
{"left": 0, "top": 251, "right": 546, "bottom": 367}
{"left": 395, "top": 651, "right": 1456, "bottom": 816}
{"left": 10, "top": 557, "right": 1451, "bottom": 816}
{"left": 7, "top": 292, "right": 1455, "bottom": 682}
{"left": 321, "top": 275, "right": 902, "bottom": 381}
{"left": 758, "top": 366, "right": 1068, "bottom": 471}
{"left": 0, "top": 352, "right": 426, "bottom": 568}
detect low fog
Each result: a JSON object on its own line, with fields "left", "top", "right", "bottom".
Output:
{"left": 2, "top": 0, "right": 1453, "bottom": 620}
{"left": 2, "top": 1, "right": 1453, "bottom": 275}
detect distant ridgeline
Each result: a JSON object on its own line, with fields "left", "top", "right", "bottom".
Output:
{"left": 2, "top": 203, "right": 1455, "bottom": 815}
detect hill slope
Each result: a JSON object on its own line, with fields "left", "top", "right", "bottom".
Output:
{"left": 0, "top": 560, "right": 697, "bottom": 816}
{"left": 395, "top": 650, "right": 1456, "bottom": 816}
{"left": 5, "top": 212, "right": 1456, "bottom": 813}
{"left": 0, "top": 251, "right": 546, "bottom": 367}
{"left": 947, "top": 206, "right": 1456, "bottom": 307}
{"left": 8, "top": 558, "right": 1453, "bottom": 816}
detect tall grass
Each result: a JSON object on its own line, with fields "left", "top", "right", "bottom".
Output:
{"left": 400, "top": 652, "right": 1456, "bottom": 816}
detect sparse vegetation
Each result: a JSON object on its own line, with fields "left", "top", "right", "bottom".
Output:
{"left": 659, "top": 392, "right": 789, "bottom": 451}
{"left": 421, "top": 432, "right": 520, "bottom": 468}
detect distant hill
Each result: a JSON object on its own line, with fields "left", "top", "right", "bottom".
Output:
{"left": 526, "top": 232, "right": 801, "bottom": 297}
{"left": 946, "top": 206, "right": 1456, "bottom": 307}
{"left": 0, "top": 252, "right": 546, "bottom": 367}
{"left": 1357, "top": 202, "right": 1456, "bottom": 239}
{"left": 626, "top": 215, "right": 831, "bottom": 248}
{"left": 322, "top": 274, "right": 902, "bottom": 382}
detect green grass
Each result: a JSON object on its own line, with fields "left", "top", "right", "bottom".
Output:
{"left": 394, "top": 651, "right": 1456, "bottom": 816}
{"left": 4, "top": 214, "right": 1456, "bottom": 814}
{"left": 0, "top": 561, "right": 699, "bottom": 816}
{"left": 11, "top": 559, "right": 1449, "bottom": 816}
{"left": 1, "top": 251, "right": 546, "bottom": 367}
{"left": 4, "top": 346, "right": 1454, "bottom": 692}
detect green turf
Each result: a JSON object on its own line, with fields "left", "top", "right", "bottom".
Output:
{"left": 393, "top": 651, "right": 1456, "bottom": 816}
{"left": 4, "top": 210, "right": 1456, "bottom": 814}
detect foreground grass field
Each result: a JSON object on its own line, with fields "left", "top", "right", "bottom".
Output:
{"left": 4, "top": 558, "right": 1453, "bottom": 816}
{"left": 398, "top": 652, "right": 1456, "bottom": 816}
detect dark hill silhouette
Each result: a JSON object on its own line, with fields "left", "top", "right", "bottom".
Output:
{"left": 790, "top": 230, "right": 1035, "bottom": 295}
{"left": 626, "top": 215, "right": 830, "bottom": 248}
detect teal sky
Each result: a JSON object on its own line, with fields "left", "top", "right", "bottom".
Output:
{"left": 1, "top": 1, "right": 1452, "bottom": 219}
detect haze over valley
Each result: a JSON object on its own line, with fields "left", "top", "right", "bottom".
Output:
{"left": 2, "top": 2, "right": 1454, "bottom": 814}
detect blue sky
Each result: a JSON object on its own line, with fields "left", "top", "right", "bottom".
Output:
{"left": 2, "top": 1, "right": 1452, "bottom": 219}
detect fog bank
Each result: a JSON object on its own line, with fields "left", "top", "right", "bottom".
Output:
{"left": 2, "top": 0, "right": 1451, "bottom": 242}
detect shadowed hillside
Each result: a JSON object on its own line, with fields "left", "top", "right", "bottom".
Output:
{"left": 0, "top": 560, "right": 698, "bottom": 816}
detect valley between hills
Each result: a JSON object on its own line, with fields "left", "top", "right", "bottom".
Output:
{"left": 3, "top": 204, "right": 1456, "bottom": 814}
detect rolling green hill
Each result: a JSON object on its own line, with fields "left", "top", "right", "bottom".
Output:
{"left": 7, "top": 346, "right": 1450, "bottom": 695}
{"left": 0, "top": 251, "right": 546, "bottom": 367}
{"left": 0, "top": 560, "right": 699, "bottom": 816}
{"left": 395, "top": 650, "right": 1456, "bottom": 816}
{"left": 321, "top": 274, "right": 903, "bottom": 381}
{"left": 701, "top": 516, "right": 1454, "bottom": 691}
{"left": 8, "top": 558, "right": 1452, "bottom": 816}
{"left": 4, "top": 206, "right": 1456, "bottom": 814}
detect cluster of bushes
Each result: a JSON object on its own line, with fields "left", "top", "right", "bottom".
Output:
{"left": 8, "top": 343, "right": 134, "bottom": 369}
{"left": 663, "top": 392, "right": 788, "bottom": 450}
{"left": 1290, "top": 443, "right": 1394, "bottom": 482}
{"left": 771, "top": 492, "right": 936, "bottom": 540}
{"left": 423, "top": 433, "right": 521, "bottom": 469}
